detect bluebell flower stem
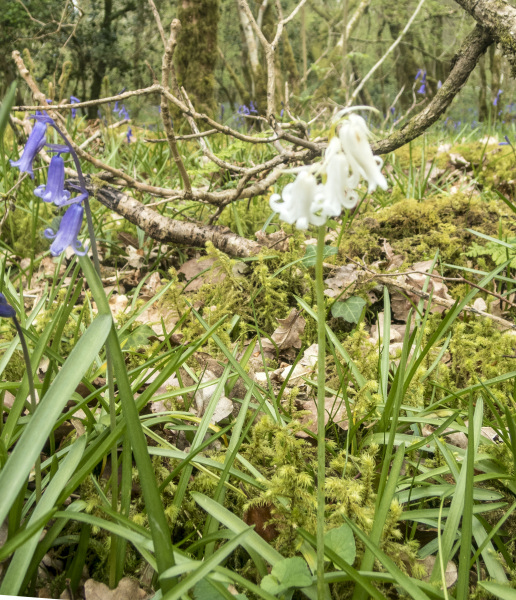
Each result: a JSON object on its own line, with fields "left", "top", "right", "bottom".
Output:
{"left": 12, "top": 315, "right": 41, "bottom": 502}
{"left": 315, "top": 225, "right": 329, "bottom": 600}
{"left": 49, "top": 123, "right": 119, "bottom": 579}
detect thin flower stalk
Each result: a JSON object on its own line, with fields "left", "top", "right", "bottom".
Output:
{"left": 0, "top": 293, "right": 41, "bottom": 501}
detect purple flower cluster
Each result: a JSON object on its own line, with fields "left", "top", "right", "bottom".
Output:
{"left": 415, "top": 69, "right": 426, "bottom": 95}
{"left": 493, "top": 89, "right": 502, "bottom": 107}
{"left": 113, "top": 89, "right": 131, "bottom": 141}
{"left": 0, "top": 293, "right": 16, "bottom": 319}
{"left": 10, "top": 113, "right": 89, "bottom": 257}
{"left": 70, "top": 96, "right": 81, "bottom": 119}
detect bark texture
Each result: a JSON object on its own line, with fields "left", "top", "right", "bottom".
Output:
{"left": 453, "top": 0, "right": 516, "bottom": 74}
{"left": 68, "top": 178, "right": 262, "bottom": 258}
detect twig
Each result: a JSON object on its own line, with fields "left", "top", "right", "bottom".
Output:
{"left": 346, "top": 0, "right": 427, "bottom": 107}
{"left": 147, "top": 0, "right": 167, "bottom": 48}
{"left": 160, "top": 19, "right": 192, "bottom": 193}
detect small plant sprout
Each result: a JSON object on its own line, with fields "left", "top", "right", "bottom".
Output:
{"left": 269, "top": 106, "right": 387, "bottom": 600}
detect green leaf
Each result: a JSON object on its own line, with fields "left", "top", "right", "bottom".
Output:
{"left": 324, "top": 524, "right": 356, "bottom": 566}
{"left": 0, "top": 314, "right": 112, "bottom": 528}
{"left": 261, "top": 557, "right": 312, "bottom": 595}
{"left": 479, "top": 582, "right": 516, "bottom": 599}
{"left": 120, "top": 324, "right": 156, "bottom": 350}
{"left": 0, "top": 82, "right": 16, "bottom": 140}
{"left": 302, "top": 244, "right": 337, "bottom": 267}
{"left": 331, "top": 297, "right": 366, "bottom": 323}
{"left": 194, "top": 578, "right": 247, "bottom": 600}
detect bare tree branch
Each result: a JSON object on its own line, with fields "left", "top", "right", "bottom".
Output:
{"left": 372, "top": 25, "right": 494, "bottom": 155}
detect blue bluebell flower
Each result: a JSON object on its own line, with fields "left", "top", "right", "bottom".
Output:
{"left": 118, "top": 105, "right": 129, "bottom": 120}
{"left": 249, "top": 101, "right": 258, "bottom": 114}
{"left": 494, "top": 89, "right": 502, "bottom": 106}
{"left": 415, "top": 69, "right": 423, "bottom": 81}
{"left": 500, "top": 135, "right": 512, "bottom": 146}
{"left": 34, "top": 154, "right": 71, "bottom": 206}
{"left": 437, "top": 80, "right": 442, "bottom": 89}
{"left": 9, "top": 120, "right": 47, "bottom": 179}
{"left": 70, "top": 96, "right": 81, "bottom": 119}
{"left": 44, "top": 202, "right": 87, "bottom": 257}
{"left": 0, "top": 293, "right": 16, "bottom": 319}
{"left": 417, "top": 71, "right": 427, "bottom": 94}
{"left": 126, "top": 126, "right": 132, "bottom": 143}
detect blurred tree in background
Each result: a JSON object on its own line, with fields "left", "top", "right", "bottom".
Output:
{"left": 2, "top": 0, "right": 513, "bottom": 124}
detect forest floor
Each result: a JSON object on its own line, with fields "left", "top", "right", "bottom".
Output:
{"left": 2, "top": 117, "right": 516, "bottom": 599}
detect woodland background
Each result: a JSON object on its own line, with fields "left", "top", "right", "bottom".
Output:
{"left": 1, "top": 0, "right": 510, "bottom": 126}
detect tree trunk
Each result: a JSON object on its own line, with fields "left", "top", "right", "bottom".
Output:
{"left": 175, "top": 0, "right": 220, "bottom": 115}
{"left": 88, "top": 0, "right": 113, "bottom": 118}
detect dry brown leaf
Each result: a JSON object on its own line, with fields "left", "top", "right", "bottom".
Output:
{"left": 194, "top": 370, "right": 233, "bottom": 422}
{"left": 255, "top": 229, "right": 289, "bottom": 251}
{"left": 84, "top": 577, "right": 150, "bottom": 600}
{"left": 391, "top": 260, "right": 454, "bottom": 322}
{"left": 178, "top": 256, "right": 226, "bottom": 292}
{"left": 296, "top": 397, "right": 348, "bottom": 437}
{"left": 262, "top": 309, "right": 305, "bottom": 352}
{"left": 243, "top": 503, "right": 278, "bottom": 543}
{"left": 135, "top": 303, "right": 179, "bottom": 336}
{"left": 418, "top": 556, "right": 457, "bottom": 588}
{"left": 324, "top": 265, "right": 362, "bottom": 297}
{"left": 108, "top": 294, "right": 129, "bottom": 320}
{"left": 143, "top": 272, "right": 161, "bottom": 296}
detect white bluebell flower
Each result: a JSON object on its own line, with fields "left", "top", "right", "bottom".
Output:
{"left": 338, "top": 114, "right": 388, "bottom": 193}
{"left": 269, "top": 170, "right": 327, "bottom": 230}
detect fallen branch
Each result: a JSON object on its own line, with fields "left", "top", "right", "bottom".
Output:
{"left": 67, "top": 177, "right": 263, "bottom": 258}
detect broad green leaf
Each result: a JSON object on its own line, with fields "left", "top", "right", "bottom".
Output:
{"left": 194, "top": 578, "right": 247, "bottom": 600}
{"left": 324, "top": 525, "right": 356, "bottom": 566}
{"left": 331, "top": 297, "right": 366, "bottom": 323}
{"left": 302, "top": 244, "right": 337, "bottom": 267}
{"left": 261, "top": 557, "right": 312, "bottom": 595}
{"left": 0, "top": 314, "right": 112, "bottom": 527}
{"left": 479, "top": 582, "right": 516, "bottom": 599}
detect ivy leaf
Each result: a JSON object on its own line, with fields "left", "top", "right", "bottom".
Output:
{"left": 331, "top": 297, "right": 366, "bottom": 323}
{"left": 302, "top": 244, "right": 337, "bottom": 267}
{"left": 261, "top": 557, "right": 312, "bottom": 596}
{"left": 324, "top": 524, "right": 356, "bottom": 567}
{"left": 194, "top": 578, "right": 247, "bottom": 600}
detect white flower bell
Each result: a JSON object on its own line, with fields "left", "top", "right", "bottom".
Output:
{"left": 269, "top": 170, "right": 327, "bottom": 230}
{"left": 269, "top": 107, "right": 387, "bottom": 230}
{"left": 338, "top": 114, "right": 388, "bottom": 193}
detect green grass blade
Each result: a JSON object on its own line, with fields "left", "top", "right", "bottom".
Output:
{"left": 0, "top": 314, "right": 112, "bottom": 527}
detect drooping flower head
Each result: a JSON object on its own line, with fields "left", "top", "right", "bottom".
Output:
{"left": 0, "top": 293, "right": 16, "bottom": 319}
{"left": 338, "top": 114, "right": 387, "bottom": 193}
{"left": 494, "top": 89, "right": 502, "bottom": 107}
{"left": 126, "top": 126, "right": 132, "bottom": 144}
{"left": 417, "top": 70, "right": 427, "bottom": 95}
{"left": 44, "top": 202, "right": 87, "bottom": 257}
{"left": 269, "top": 106, "right": 387, "bottom": 230}
{"left": 34, "top": 152, "right": 71, "bottom": 206}
{"left": 270, "top": 170, "right": 326, "bottom": 230}
{"left": 70, "top": 96, "right": 81, "bottom": 119}
{"left": 9, "top": 119, "right": 47, "bottom": 179}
